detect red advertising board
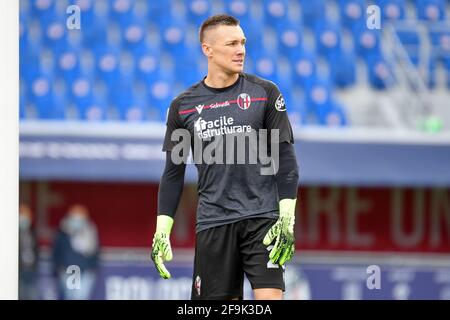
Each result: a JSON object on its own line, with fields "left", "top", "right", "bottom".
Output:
{"left": 20, "top": 182, "right": 450, "bottom": 253}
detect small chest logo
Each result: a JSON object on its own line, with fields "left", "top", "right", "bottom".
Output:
{"left": 195, "top": 104, "right": 204, "bottom": 114}
{"left": 237, "top": 93, "right": 251, "bottom": 110}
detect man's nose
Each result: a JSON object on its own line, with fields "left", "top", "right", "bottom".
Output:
{"left": 236, "top": 44, "right": 245, "bottom": 55}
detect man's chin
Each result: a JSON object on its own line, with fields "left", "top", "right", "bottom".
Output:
{"left": 224, "top": 65, "right": 244, "bottom": 75}
{"left": 232, "top": 66, "right": 244, "bottom": 74}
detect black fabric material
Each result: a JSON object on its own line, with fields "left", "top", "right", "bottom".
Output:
{"left": 191, "top": 218, "right": 284, "bottom": 300}
{"left": 157, "top": 151, "right": 186, "bottom": 218}
{"left": 161, "top": 73, "right": 297, "bottom": 232}
{"left": 276, "top": 142, "right": 299, "bottom": 200}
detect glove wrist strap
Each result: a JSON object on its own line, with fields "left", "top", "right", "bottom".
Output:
{"left": 279, "top": 198, "right": 297, "bottom": 218}
{"left": 156, "top": 215, "right": 174, "bottom": 234}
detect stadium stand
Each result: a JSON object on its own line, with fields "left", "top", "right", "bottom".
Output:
{"left": 19, "top": 0, "right": 450, "bottom": 129}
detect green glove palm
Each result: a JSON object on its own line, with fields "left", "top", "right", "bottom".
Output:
{"left": 263, "top": 198, "right": 296, "bottom": 265}
{"left": 151, "top": 215, "right": 174, "bottom": 279}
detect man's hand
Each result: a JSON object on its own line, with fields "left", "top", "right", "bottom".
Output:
{"left": 263, "top": 199, "right": 296, "bottom": 266}
{"left": 151, "top": 215, "right": 174, "bottom": 279}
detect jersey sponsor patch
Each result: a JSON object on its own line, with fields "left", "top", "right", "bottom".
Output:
{"left": 275, "top": 94, "right": 286, "bottom": 112}
{"left": 194, "top": 116, "right": 252, "bottom": 139}
{"left": 237, "top": 93, "right": 251, "bottom": 110}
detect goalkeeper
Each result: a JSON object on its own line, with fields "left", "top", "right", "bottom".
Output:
{"left": 151, "top": 14, "right": 299, "bottom": 300}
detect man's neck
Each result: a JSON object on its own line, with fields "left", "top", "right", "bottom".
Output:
{"left": 204, "top": 70, "right": 240, "bottom": 89}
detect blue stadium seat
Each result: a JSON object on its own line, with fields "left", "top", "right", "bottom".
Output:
{"left": 378, "top": 0, "right": 406, "bottom": 22}
{"left": 160, "top": 20, "right": 188, "bottom": 57}
{"left": 78, "top": 0, "right": 109, "bottom": 47}
{"left": 20, "top": 50, "right": 41, "bottom": 88}
{"left": 316, "top": 100, "right": 348, "bottom": 126}
{"left": 30, "top": 0, "right": 55, "bottom": 22}
{"left": 186, "top": 0, "right": 212, "bottom": 27}
{"left": 125, "top": 97, "right": 148, "bottom": 122}
{"left": 304, "top": 77, "right": 334, "bottom": 116}
{"left": 146, "top": 0, "right": 173, "bottom": 28}
{"left": 74, "top": 0, "right": 95, "bottom": 24}
{"left": 396, "top": 28, "right": 420, "bottom": 46}
{"left": 55, "top": 48, "right": 81, "bottom": 86}
{"left": 291, "top": 49, "right": 317, "bottom": 89}
{"left": 416, "top": 0, "right": 446, "bottom": 21}
{"left": 395, "top": 23, "right": 421, "bottom": 59}
{"left": 78, "top": 95, "right": 107, "bottom": 122}
{"left": 300, "top": 0, "right": 326, "bottom": 28}
{"left": 328, "top": 49, "right": 356, "bottom": 88}
{"left": 263, "top": 0, "right": 289, "bottom": 29}
{"left": 148, "top": 76, "right": 174, "bottom": 121}
{"left": 28, "top": 73, "right": 51, "bottom": 106}
{"left": 338, "top": 0, "right": 365, "bottom": 29}
{"left": 366, "top": 55, "right": 396, "bottom": 89}
{"left": 94, "top": 46, "right": 121, "bottom": 89}
{"left": 134, "top": 45, "right": 161, "bottom": 85}
{"left": 69, "top": 75, "right": 95, "bottom": 114}
{"left": 429, "top": 29, "right": 450, "bottom": 62}
{"left": 314, "top": 19, "right": 342, "bottom": 58}
{"left": 109, "top": 0, "right": 135, "bottom": 25}
{"left": 29, "top": 73, "right": 66, "bottom": 119}
{"left": 42, "top": 17, "right": 68, "bottom": 54}
{"left": 226, "top": 0, "right": 252, "bottom": 22}
{"left": 277, "top": 20, "right": 303, "bottom": 59}
{"left": 254, "top": 53, "right": 280, "bottom": 84}
{"left": 120, "top": 18, "right": 147, "bottom": 52}
{"left": 244, "top": 25, "right": 265, "bottom": 57}
{"left": 116, "top": 92, "right": 147, "bottom": 122}
{"left": 352, "top": 20, "right": 381, "bottom": 59}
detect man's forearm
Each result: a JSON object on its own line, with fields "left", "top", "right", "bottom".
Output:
{"left": 275, "top": 142, "right": 299, "bottom": 200}
{"left": 157, "top": 151, "right": 186, "bottom": 218}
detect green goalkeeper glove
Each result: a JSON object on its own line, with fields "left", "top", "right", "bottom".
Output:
{"left": 151, "top": 215, "right": 174, "bottom": 279}
{"left": 263, "top": 198, "right": 296, "bottom": 266}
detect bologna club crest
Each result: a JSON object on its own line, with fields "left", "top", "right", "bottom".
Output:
{"left": 237, "top": 93, "right": 251, "bottom": 110}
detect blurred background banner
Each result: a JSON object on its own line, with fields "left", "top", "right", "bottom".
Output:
{"left": 36, "top": 253, "right": 450, "bottom": 300}
{"left": 19, "top": 124, "right": 450, "bottom": 184}
{"left": 19, "top": 0, "right": 450, "bottom": 300}
{"left": 19, "top": 182, "right": 450, "bottom": 252}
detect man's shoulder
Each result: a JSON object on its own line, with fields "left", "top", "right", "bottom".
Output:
{"left": 242, "top": 73, "right": 278, "bottom": 92}
{"left": 171, "top": 80, "right": 204, "bottom": 107}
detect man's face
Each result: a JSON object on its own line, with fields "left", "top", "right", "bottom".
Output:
{"left": 202, "top": 25, "right": 246, "bottom": 74}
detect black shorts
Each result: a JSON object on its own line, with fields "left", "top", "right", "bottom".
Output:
{"left": 191, "top": 217, "right": 285, "bottom": 300}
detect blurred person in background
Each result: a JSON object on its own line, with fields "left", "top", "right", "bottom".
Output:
{"left": 52, "top": 204, "right": 100, "bottom": 300}
{"left": 19, "top": 204, "right": 39, "bottom": 300}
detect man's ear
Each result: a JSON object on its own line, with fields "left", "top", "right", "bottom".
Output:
{"left": 201, "top": 42, "right": 212, "bottom": 58}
